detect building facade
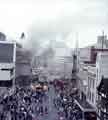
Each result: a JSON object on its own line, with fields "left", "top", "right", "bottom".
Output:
{"left": 0, "top": 40, "right": 16, "bottom": 96}
{"left": 77, "top": 34, "right": 108, "bottom": 119}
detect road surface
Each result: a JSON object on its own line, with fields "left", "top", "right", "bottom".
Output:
{"left": 36, "top": 85, "right": 58, "bottom": 120}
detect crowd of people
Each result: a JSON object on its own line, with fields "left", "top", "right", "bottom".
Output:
{"left": 0, "top": 85, "right": 49, "bottom": 120}
{"left": 0, "top": 79, "right": 80, "bottom": 120}
{"left": 53, "top": 79, "right": 80, "bottom": 120}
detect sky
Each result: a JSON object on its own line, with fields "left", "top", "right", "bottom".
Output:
{"left": 0, "top": 0, "right": 108, "bottom": 48}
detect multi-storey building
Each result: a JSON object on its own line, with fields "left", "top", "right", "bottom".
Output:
{"left": 76, "top": 33, "right": 108, "bottom": 120}
{"left": 0, "top": 34, "right": 16, "bottom": 96}
{"left": 96, "top": 52, "right": 108, "bottom": 119}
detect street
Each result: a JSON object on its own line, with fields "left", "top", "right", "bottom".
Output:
{"left": 35, "top": 84, "right": 58, "bottom": 120}
{"left": 0, "top": 82, "right": 69, "bottom": 120}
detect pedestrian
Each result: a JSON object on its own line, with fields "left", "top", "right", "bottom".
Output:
{"left": 45, "top": 106, "right": 48, "bottom": 114}
{"left": 26, "top": 113, "right": 32, "bottom": 120}
{"left": 64, "top": 108, "right": 68, "bottom": 118}
{"left": 40, "top": 106, "right": 43, "bottom": 115}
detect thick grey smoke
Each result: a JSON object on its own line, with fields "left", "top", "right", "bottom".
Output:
{"left": 25, "top": 0, "right": 108, "bottom": 53}
{"left": 26, "top": 20, "right": 71, "bottom": 55}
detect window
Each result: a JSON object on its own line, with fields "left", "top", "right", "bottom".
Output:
{"left": 92, "top": 80, "right": 95, "bottom": 89}
{"left": 90, "top": 92, "right": 91, "bottom": 101}
{"left": 0, "top": 43, "right": 14, "bottom": 63}
{"left": 92, "top": 93, "right": 94, "bottom": 103}
{"left": 0, "top": 79, "right": 13, "bottom": 87}
{"left": 88, "top": 77, "right": 90, "bottom": 88}
{"left": 10, "top": 68, "right": 14, "bottom": 76}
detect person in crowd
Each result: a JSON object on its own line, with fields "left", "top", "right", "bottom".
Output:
{"left": 45, "top": 106, "right": 48, "bottom": 114}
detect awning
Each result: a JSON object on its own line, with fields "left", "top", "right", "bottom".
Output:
{"left": 75, "top": 98, "right": 95, "bottom": 112}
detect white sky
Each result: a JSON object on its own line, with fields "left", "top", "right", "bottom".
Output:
{"left": 0, "top": 0, "right": 108, "bottom": 48}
